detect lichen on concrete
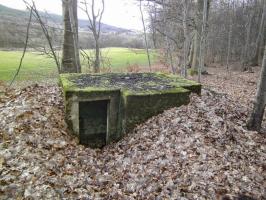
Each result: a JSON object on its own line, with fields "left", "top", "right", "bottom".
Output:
{"left": 60, "top": 72, "right": 201, "bottom": 148}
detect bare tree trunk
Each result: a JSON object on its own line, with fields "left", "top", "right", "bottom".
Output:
{"left": 192, "top": 0, "right": 203, "bottom": 71}
{"left": 226, "top": 0, "right": 233, "bottom": 76}
{"left": 242, "top": 4, "right": 254, "bottom": 71}
{"left": 188, "top": 37, "right": 194, "bottom": 68}
{"left": 251, "top": 0, "right": 266, "bottom": 66}
{"left": 70, "top": 0, "right": 81, "bottom": 72}
{"left": 95, "top": 40, "right": 100, "bottom": 73}
{"left": 198, "top": 0, "right": 208, "bottom": 82}
{"left": 247, "top": 46, "right": 266, "bottom": 131}
{"left": 140, "top": 0, "right": 152, "bottom": 72}
{"left": 191, "top": 0, "right": 210, "bottom": 76}
{"left": 182, "top": 0, "right": 189, "bottom": 78}
{"left": 62, "top": 0, "right": 81, "bottom": 73}
{"left": 191, "top": 30, "right": 200, "bottom": 70}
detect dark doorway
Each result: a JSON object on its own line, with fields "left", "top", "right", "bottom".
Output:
{"left": 79, "top": 100, "right": 108, "bottom": 148}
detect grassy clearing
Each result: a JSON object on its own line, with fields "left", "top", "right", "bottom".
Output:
{"left": 0, "top": 48, "right": 158, "bottom": 82}
{"left": 95, "top": 48, "right": 157, "bottom": 70}
{"left": 0, "top": 51, "right": 56, "bottom": 82}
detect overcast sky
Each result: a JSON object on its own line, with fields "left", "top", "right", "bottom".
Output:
{"left": 0, "top": 0, "right": 146, "bottom": 30}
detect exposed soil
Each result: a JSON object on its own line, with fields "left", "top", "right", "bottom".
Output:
{"left": 70, "top": 73, "right": 177, "bottom": 91}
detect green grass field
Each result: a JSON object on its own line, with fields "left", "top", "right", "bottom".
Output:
{"left": 0, "top": 48, "right": 157, "bottom": 83}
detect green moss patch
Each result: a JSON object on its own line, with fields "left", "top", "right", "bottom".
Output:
{"left": 60, "top": 72, "right": 201, "bottom": 93}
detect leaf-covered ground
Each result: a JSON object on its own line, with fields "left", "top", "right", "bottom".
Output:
{"left": 194, "top": 67, "right": 260, "bottom": 107}
{"left": 0, "top": 68, "right": 265, "bottom": 199}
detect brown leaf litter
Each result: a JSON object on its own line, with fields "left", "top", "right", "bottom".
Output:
{"left": 0, "top": 73, "right": 265, "bottom": 199}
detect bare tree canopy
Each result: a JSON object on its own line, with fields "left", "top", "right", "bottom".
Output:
{"left": 145, "top": 0, "right": 265, "bottom": 75}
{"left": 80, "top": 0, "right": 105, "bottom": 73}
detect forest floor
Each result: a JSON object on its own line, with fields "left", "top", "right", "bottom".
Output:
{"left": 0, "top": 66, "right": 265, "bottom": 199}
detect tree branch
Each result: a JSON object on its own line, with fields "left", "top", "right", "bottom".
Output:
{"left": 9, "top": 7, "right": 33, "bottom": 86}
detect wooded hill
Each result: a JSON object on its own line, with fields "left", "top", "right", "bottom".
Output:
{"left": 0, "top": 4, "right": 143, "bottom": 49}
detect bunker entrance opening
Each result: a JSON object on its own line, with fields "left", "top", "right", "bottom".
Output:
{"left": 79, "top": 100, "right": 109, "bottom": 148}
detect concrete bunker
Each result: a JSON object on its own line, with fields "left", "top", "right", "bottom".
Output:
{"left": 60, "top": 73, "right": 201, "bottom": 148}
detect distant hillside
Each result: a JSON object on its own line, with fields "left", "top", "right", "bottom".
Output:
{"left": 0, "top": 4, "right": 27, "bottom": 18}
{"left": 0, "top": 4, "right": 144, "bottom": 49}
{"left": 0, "top": 4, "right": 133, "bottom": 33}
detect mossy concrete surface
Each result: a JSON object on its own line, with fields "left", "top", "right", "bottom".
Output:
{"left": 60, "top": 73, "right": 201, "bottom": 148}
